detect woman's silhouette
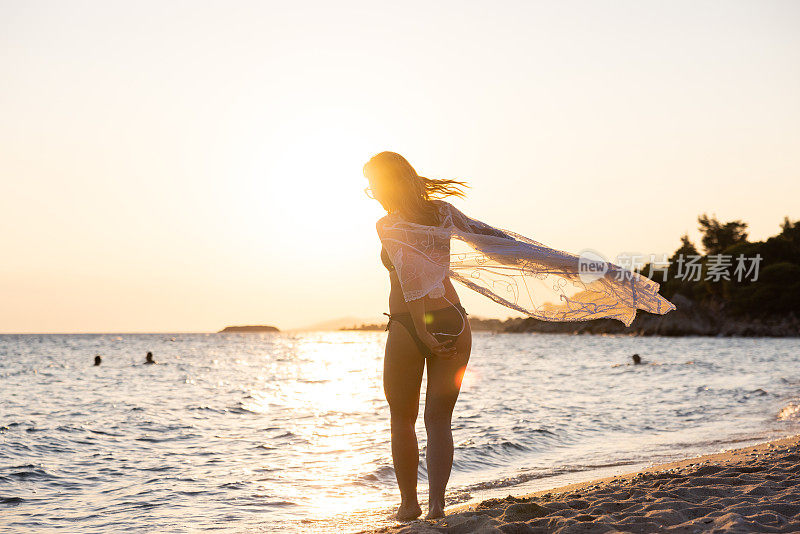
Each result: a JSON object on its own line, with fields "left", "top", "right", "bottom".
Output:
{"left": 364, "top": 151, "right": 676, "bottom": 521}
{"left": 364, "top": 152, "right": 471, "bottom": 520}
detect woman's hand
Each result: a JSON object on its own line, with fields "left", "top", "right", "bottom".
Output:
{"left": 419, "top": 331, "right": 457, "bottom": 359}
{"left": 404, "top": 297, "right": 457, "bottom": 359}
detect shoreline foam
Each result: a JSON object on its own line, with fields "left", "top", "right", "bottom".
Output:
{"left": 369, "top": 434, "right": 800, "bottom": 533}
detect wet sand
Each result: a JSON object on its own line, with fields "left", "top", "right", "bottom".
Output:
{"left": 370, "top": 434, "right": 800, "bottom": 533}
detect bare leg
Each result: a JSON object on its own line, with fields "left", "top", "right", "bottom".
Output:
{"left": 424, "top": 322, "right": 472, "bottom": 519}
{"left": 384, "top": 322, "right": 425, "bottom": 521}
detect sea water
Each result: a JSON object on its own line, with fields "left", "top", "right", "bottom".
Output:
{"left": 2, "top": 332, "right": 799, "bottom": 532}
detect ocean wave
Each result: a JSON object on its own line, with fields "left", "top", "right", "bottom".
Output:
{"left": 356, "top": 464, "right": 395, "bottom": 486}
{"left": 0, "top": 464, "right": 55, "bottom": 481}
{"left": 457, "top": 460, "right": 640, "bottom": 494}
{"left": 777, "top": 400, "right": 800, "bottom": 421}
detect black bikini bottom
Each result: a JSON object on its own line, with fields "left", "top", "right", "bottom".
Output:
{"left": 384, "top": 303, "right": 468, "bottom": 358}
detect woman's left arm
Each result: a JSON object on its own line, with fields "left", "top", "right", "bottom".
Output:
{"left": 406, "top": 298, "right": 457, "bottom": 359}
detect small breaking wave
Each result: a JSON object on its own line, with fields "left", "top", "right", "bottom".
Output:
{"left": 777, "top": 400, "right": 800, "bottom": 421}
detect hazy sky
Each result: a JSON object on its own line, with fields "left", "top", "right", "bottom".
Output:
{"left": 2, "top": 1, "right": 799, "bottom": 332}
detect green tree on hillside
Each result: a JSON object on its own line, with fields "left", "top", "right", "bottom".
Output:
{"left": 697, "top": 213, "right": 749, "bottom": 254}
{"left": 639, "top": 215, "right": 800, "bottom": 318}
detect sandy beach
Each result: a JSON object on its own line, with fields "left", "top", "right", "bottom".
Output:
{"left": 370, "top": 434, "right": 800, "bottom": 533}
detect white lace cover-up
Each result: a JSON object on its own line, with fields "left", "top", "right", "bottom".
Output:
{"left": 376, "top": 200, "right": 676, "bottom": 327}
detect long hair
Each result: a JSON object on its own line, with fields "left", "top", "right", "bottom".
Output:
{"left": 363, "top": 151, "right": 468, "bottom": 225}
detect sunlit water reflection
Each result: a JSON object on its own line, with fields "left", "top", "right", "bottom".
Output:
{"left": 1, "top": 332, "right": 799, "bottom": 532}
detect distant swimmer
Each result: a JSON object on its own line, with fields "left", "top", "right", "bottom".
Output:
{"left": 632, "top": 353, "right": 642, "bottom": 365}
{"left": 94, "top": 355, "right": 102, "bottom": 366}
{"left": 144, "top": 351, "right": 156, "bottom": 365}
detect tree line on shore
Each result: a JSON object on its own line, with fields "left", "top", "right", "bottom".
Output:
{"left": 643, "top": 213, "right": 800, "bottom": 318}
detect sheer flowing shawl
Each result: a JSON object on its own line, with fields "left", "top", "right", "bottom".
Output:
{"left": 376, "top": 200, "right": 676, "bottom": 327}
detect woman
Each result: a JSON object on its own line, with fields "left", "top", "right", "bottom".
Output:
{"left": 363, "top": 151, "right": 675, "bottom": 521}
{"left": 364, "top": 151, "right": 472, "bottom": 521}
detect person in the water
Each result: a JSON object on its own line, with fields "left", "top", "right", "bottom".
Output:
{"left": 632, "top": 353, "right": 642, "bottom": 364}
{"left": 144, "top": 352, "right": 156, "bottom": 364}
{"left": 94, "top": 355, "right": 102, "bottom": 366}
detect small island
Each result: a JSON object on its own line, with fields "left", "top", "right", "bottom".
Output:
{"left": 217, "top": 325, "right": 280, "bottom": 333}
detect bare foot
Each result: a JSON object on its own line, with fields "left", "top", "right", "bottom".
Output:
{"left": 395, "top": 502, "right": 422, "bottom": 521}
{"left": 425, "top": 505, "right": 445, "bottom": 520}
